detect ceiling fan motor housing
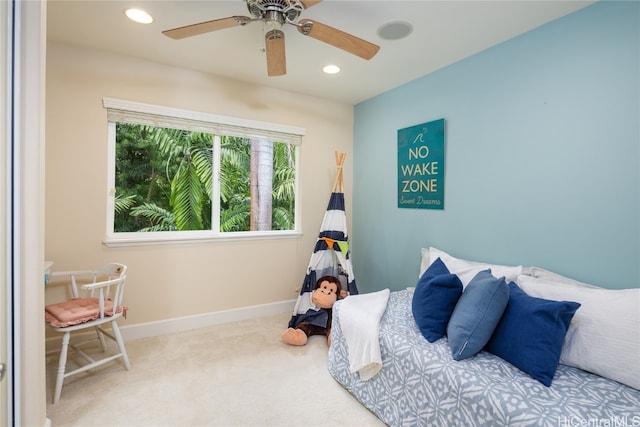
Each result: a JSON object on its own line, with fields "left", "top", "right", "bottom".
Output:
{"left": 246, "top": 0, "right": 305, "bottom": 26}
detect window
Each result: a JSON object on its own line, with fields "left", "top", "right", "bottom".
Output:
{"left": 103, "top": 98, "right": 304, "bottom": 246}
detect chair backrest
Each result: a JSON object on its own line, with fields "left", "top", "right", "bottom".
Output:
{"left": 83, "top": 263, "right": 127, "bottom": 318}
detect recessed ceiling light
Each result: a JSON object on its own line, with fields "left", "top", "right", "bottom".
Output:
{"left": 377, "top": 21, "right": 413, "bottom": 41}
{"left": 125, "top": 8, "right": 153, "bottom": 24}
{"left": 323, "top": 64, "right": 341, "bottom": 75}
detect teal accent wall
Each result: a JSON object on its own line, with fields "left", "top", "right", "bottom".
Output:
{"left": 352, "top": 1, "right": 639, "bottom": 290}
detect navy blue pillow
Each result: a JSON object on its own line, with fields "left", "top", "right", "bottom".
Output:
{"left": 412, "top": 257, "right": 463, "bottom": 343}
{"left": 447, "top": 269, "right": 509, "bottom": 360}
{"left": 486, "top": 282, "right": 581, "bottom": 386}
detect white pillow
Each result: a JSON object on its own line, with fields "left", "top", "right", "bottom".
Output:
{"left": 419, "top": 247, "right": 431, "bottom": 277}
{"left": 522, "top": 266, "right": 599, "bottom": 289}
{"left": 517, "top": 274, "right": 640, "bottom": 390}
{"left": 421, "top": 247, "right": 523, "bottom": 287}
{"left": 420, "top": 247, "right": 490, "bottom": 278}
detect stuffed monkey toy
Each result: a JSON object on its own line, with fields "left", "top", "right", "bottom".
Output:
{"left": 281, "top": 275, "right": 342, "bottom": 346}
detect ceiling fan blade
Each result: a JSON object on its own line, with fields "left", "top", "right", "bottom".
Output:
{"left": 162, "top": 16, "right": 251, "bottom": 40}
{"left": 265, "top": 30, "right": 286, "bottom": 77}
{"left": 300, "top": 0, "right": 322, "bottom": 9}
{"left": 297, "top": 19, "right": 380, "bottom": 60}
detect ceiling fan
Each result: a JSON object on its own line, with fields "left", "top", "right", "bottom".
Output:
{"left": 162, "top": 0, "right": 380, "bottom": 77}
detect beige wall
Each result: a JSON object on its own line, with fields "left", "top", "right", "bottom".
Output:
{"left": 45, "top": 42, "right": 354, "bottom": 326}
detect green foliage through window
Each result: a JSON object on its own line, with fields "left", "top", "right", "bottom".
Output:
{"left": 114, "top": 123, "right": 297, "bottom": 233}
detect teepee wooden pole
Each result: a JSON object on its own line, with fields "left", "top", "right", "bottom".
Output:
{"left": 332, "top": 151, "right": 346, "bottom": 193}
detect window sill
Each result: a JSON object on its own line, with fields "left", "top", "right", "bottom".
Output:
{"left": 102, "top": 230, "right": 303, "bottom": 248}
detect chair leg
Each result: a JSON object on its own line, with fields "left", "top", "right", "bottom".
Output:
{"left": 53, "top": 331, "right": 71, "bottom": 404}
{"left": 95, "top": 325, "right": 108, "bottom": 352}
{"left": 111, "top": 320, "right": 131, "bottom": 370}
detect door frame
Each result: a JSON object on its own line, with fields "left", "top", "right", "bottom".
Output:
{"left": 1, "top": 0, "right": 8, "bottom": 423}
{"left": 2, "top": 1, "right": 47, "bottom": 426}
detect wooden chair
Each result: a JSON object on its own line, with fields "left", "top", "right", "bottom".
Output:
{"left": 45, "top": 263, "right": 130, "bottom": 404}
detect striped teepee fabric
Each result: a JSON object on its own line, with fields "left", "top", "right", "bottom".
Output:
{"left": 288, "top": 152, "right": 358, "bottom": 330}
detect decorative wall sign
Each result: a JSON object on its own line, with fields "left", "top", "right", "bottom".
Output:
{"left": 397, "top": 118, "right": 445, "bottom": 209}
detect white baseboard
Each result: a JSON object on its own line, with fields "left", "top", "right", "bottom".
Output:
{"left": 120, "top": 299, "right": 296, "bottom": 342}
{"left": 45, "top": 299, "right": 296, "bottom": 350}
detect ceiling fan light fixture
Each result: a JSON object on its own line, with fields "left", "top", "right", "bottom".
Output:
{"left": 322, "top": 64, "right": 341, "bottom": 75}
{"left": 124, "top": 8, "right": 153, "bottom": 24}
{"left": 264, "top": 10, "right": 284, "bottom": 30}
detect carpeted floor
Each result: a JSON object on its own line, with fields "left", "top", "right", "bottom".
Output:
{"left": 45, "top": 312, "right": 386, "bottom": 427}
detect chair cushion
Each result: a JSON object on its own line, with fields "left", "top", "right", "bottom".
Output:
{"left": 45, "top": 298, "right": 116, "bottom": 328}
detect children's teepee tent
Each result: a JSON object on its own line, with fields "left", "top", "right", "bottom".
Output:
{"left": 288, "top": 152, "right": 358, "bottom": 330}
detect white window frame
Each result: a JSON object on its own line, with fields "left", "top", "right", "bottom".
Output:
{"left": 102, "top": 98, "right": 305, "bottom": 247}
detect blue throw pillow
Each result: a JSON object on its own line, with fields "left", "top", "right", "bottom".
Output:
{"left": 412, "top": 257, "right": 463, "bottom": 343}
{"left": 485, "top": 282, "right": 581, "bottom": 386}
{"left": 447, "top": 269, "right": 509, "bottom": 360}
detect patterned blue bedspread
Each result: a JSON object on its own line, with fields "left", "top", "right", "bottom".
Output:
{"left": 328, "top": 290, "right": 640, "bottom": 427}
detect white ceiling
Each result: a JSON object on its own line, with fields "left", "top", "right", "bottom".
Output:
{"left": 47, "top": 0, "right": 594, "bottom": 105}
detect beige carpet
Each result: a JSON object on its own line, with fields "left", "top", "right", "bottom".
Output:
{"left": 45, "top": 312, "right": 386, "bottom": 427}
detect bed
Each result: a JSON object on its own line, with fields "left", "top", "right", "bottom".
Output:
{"left": 327, "top": 248, "right": 640, "bottom": 427}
